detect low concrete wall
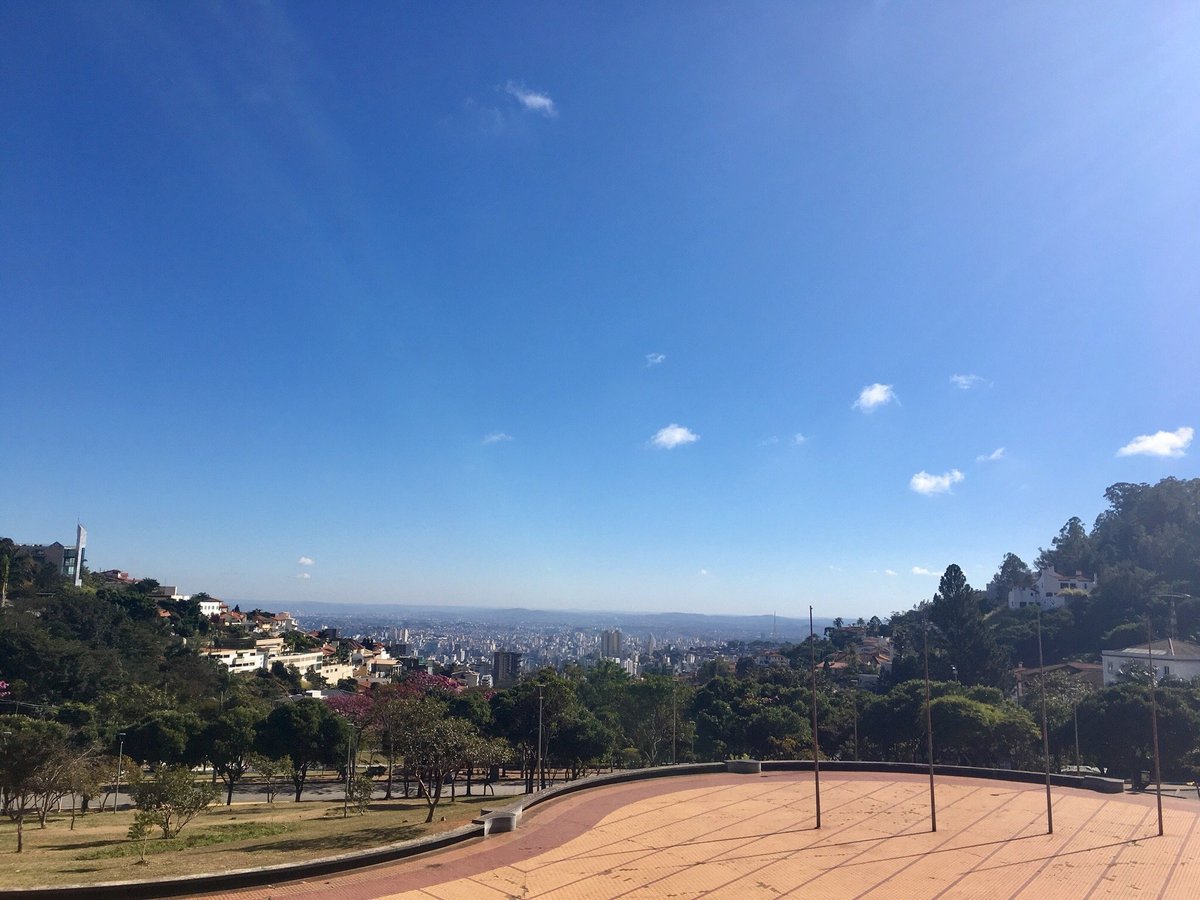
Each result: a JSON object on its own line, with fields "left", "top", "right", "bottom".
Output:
{"left": 758, "top": 760, "right": 1125, "bottom": 793}
{"left": 0, "top": 760, "right": 1125, "bottom": 898}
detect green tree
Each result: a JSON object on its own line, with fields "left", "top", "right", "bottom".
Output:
{"left": 126, "top": 710, "right": 203, "bottom": 767}
{"left": 0, "top": 717, "right": 72, "bottom": 851}
{"left": 396, "top": 700, "right": 479, "bottom": 822}
{"left": 929, "top": 564, "right": 1005, "bottom": 687}
{"left": 989, "top": 552, "right": 1034, "bottom": 603}
{"left": 248, "top": 753, "right": 289, "bottom": 803}
{"left": 197, "top": 706, "right": 263, "bottom": 805}
{"left": 129, "top": 765, "right": 216, "bottom": 838}
{"left": 552, "top": 708, "right": 615, "bottom": 779}
{"left": 255, "top": 698, "right": 348, "bottom": 801}
{"left": 1036, "top": 516, "right": 1096, "bottom": 577}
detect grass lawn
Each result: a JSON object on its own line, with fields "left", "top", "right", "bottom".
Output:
{"left": 0, "top": 793, "right": 495, "bottom": 888}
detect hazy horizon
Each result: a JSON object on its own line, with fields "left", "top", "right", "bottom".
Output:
{"left": 4, "top": 4, "right": 1197, "bottom": 618}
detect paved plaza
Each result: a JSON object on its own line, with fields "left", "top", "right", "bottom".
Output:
{"left": 203, "top": 771, "right": 1200, "bottom": 899}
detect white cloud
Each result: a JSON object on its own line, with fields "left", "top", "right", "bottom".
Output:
{"left": 976, "top": 447, "right": 1005, "bottom": 463}
{"left": 853, "top": 383, "right": 897, "bottom": 412}
{"left": 1117, "top": 427, "right": 1193, "bottom": 459}
{"left": 645, "top": 352, "right": 666, "bottom": 366}
{"left": 651, "top": 423, "right": 699, "bottom": 449}
{"left": 792, "top": 433, "right": 807, "bottom": 446}
{"left": 951, "top": 373, "right": 987, "bottom": 390}
{"left": 699, "top": 568, "right": 709, "bottom": 576}
{"left": 297, "top": 556, "right": 314, "bottom": 566}
{"left": 296, "top": 572, "right": 311, "bottom": 580}
{"left": 885, "top": 569, "right": 897, "bottom": 576}
{"left": 760, "top": 435, "right": 780, "bottom": 446}
{"left": 482, "top": 432, "right": 514, "bottom": 445}
{"left": 911, "top": 566, "right": 936, "bottom": 576}
{"left": 910, "top": 469, "right": 964, "bottom": 495}
{"left": 505, "top": 82, "right": 557, "bottom": 117}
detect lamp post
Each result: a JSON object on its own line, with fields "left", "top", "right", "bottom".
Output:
{"left": 924, "top": 616, "right": 936, "bottom": 833}
{"left": 114, "top": 732, "right": 126, "bottom": 815}
{"left": 1036, "top": 604, "right": 1053, "bottom": 834}
{"left": 671, "top": 684, "right": 677, "bottom": 766}
{"left": 809, "top": 606, "right": 821, "bottom": 829}
{"left": 537, "top": 684, "right": 545, "bottom": 791}
{"left": 1146, "top": 616, "right": 1164, "bottom": 836}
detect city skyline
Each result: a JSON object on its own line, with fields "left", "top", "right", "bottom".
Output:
{"left": 3, "top": 4, "right": 1198, "bottom": 618}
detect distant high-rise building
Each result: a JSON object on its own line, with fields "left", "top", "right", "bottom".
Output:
{"left": 492, "top": 650, "right": 522, "bottom": 687}
{"left": 602, "top": 629, "right": 622, "bottom": 659}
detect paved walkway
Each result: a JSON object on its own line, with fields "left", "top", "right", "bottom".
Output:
{"left": 196, "top": 771, "right": 1200, "bottom": 899}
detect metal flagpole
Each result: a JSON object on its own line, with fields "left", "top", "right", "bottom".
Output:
{"left": 1147, "top": 617, "right": 1164, "bottom": 836}
{"left": 1036, "top": 604, "right": 1053, "bottom": 834}
{"left": 810, "top": 606, "right": 821, "bottom": 829}
{"left": 924, "top": 617, "right": 937, "bottom": 832}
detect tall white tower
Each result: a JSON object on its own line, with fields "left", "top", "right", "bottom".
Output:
{"left": 73, "top": 523, "right": 87, "bottom": 588}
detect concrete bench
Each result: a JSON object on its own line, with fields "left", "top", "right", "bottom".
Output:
{"left": 475, "top": 808, "right": 521, "bottom": 835}
{"left": 726, "top": 759, "right": 762, "bottom": 774}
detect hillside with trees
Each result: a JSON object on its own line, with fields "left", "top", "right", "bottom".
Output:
{"left": 3, "top": 476, "right": 1200, "bottom": 857}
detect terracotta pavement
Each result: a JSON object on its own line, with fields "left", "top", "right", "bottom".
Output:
{"left": 194, "top": 771, "right": 1200, "bottom": 899}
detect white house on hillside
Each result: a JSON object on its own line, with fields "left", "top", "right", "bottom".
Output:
{"left": 1008, "top": 567, "right": 1096, "bottom": 611}
{"left": 1102, "top": 638, "right": 1200, "bottom": 685}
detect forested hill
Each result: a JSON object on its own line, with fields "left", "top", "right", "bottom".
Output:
{"left": 888, "top": 477, "right": 1200, "bottom": 686}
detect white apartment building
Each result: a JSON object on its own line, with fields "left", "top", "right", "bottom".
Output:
{"left": 1008, "top": 567, "right": 1096, "bottom": 611}
{"left": 201, "top": 647, "right": 266, "bottom": 675}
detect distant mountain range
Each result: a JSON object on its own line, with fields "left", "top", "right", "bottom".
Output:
{"left": 240, "top": 599, "right": 835, "bottom": 642}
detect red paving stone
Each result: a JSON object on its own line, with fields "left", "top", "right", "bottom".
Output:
{"left": 191, "top": 772, "right": 1200, "bottom": 899}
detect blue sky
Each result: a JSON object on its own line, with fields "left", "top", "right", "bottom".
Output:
{"left": 3, "top": 2, "right": 1198, "bottom": 617}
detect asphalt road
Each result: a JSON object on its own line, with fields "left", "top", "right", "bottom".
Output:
{"left": 88, "top": 775, "right": 530, "bottom": 812}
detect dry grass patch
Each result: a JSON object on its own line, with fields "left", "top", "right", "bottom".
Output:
{"left": 0, "top": 795, "right": 494, "bottom": 888}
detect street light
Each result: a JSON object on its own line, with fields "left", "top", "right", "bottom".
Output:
{"left": 537, "top": 685, "right": 545, "bottom": 790}
{"left": 114, "top": 732, "right": 126, "bottom": 815}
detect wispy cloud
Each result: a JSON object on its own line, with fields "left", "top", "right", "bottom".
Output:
{"left": 651, "top": 423, "right": 699, "bottom": 449}
{"left": 792, "top": 433, "right": 807, "bottom": 446}
{"left": 885, "top": 569, "right": 897, "bottom": 576}
{"left": 951, "top": 373, "right": 988, "bottom": 390}
{"left": 853, "top": 383, "right": 897, "bottom": 412}
{"left": 760, "top": 435, "right": 780, "bottom": 446}
{"left": 505, "top": 82, "right": 557, "bottom": 117}
{"left": 645, "top": 352, "right": 666, "bottom": 367}
{"left": 482, "top": 432, "right": 514, "bottom": 445}
{"left": 297, "top": 556, "right": 314, "bottom": 566}
{"left": 910, "top": 469, "right": 964, "bottom": 495}
{"left": 911, "top": 566, "right": 936, "bottom": 576}
{"left": 699, "top": 568, "right": 710, "bottom": 576}
{"left": 1117, "top": 427, "right": 1193, "bottom": 458}
{"left": 976, "top": 447, "right": 1005, "bottom": 463}
{"left": 296, "top": 572, "right": 311, "bottom": 580}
